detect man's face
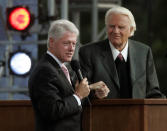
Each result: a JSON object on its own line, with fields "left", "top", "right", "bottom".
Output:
{"left": 49, "top": 32, "right": 77, "bottom": 63}
{"left": 106, "top": 13, "right": 132, "bottom": 50}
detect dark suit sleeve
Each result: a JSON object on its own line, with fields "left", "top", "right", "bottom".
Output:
{"left": 29, "top": 66, "right": 81, "bottom": 122}
{"left": 146, "top": 48, "right": 165, "bottom": 98}
{"left": 79, "top": 47, "right": 93, "bottom": 83}
{"left": 79, "top": 46, "right": 99, "bottom": 99}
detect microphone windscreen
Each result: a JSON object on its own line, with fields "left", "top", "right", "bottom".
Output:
{"left": 70, "top": 60, "right": 81, "bottom": 71}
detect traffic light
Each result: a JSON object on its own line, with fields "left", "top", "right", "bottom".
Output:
{"left": 6, "top": 6, "right": 34, "bottom": 32}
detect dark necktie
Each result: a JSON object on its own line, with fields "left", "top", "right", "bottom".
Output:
{"left": 117, "top": 53, "right": 124, "bottom": 61}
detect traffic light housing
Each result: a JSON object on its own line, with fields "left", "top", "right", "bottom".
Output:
{"left": 6, "top": 6, "right": 34, "bottom": 32}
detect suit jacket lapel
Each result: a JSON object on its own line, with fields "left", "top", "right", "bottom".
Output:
{"left": 128, "top": 40, "right": 137, "bottom": 86}
{"left": 100, "top": 39, "right": 120, "bottom": 88}
{"left": 45, "top": 54, "right": 75, "bottom": 92}
{"left": 66, "top": 63, "right": 78, "bottom": 91}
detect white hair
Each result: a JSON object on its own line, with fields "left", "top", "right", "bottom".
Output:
{"left": 105, "top": 6, "right": 136, "bottom": 36}
{"left": 47, "top": 19, "right": 79, "bottom": 48}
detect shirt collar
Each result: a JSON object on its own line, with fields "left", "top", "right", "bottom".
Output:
{"left": 109, "top": 41, "right": 128, "bottom": 62}
{"left": 47, "top": 51, "right": 64, "bottom": 67}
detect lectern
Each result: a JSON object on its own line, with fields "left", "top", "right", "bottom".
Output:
{"left": 0, "top": 100, "right": 35, "bottom": 131}
{"left": 82, "top": 99, "right": 167, "bottom": 131}
{"left": 1, "top": 99, "right": 167, "bottom": 131}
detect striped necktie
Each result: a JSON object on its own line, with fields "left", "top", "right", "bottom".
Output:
{"left": 61, "top": 64, "right": 71, "bottom": 84}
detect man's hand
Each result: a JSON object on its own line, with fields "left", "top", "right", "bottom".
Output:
{"left": 89, "top": 81, "right": 110, "bottom": 99}
{"left": 75, "top": 78, "right": 90, "bottom": 100}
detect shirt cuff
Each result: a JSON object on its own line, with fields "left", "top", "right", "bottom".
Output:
{"left": 73, "top": 94, "right": 81, "bottom": 106}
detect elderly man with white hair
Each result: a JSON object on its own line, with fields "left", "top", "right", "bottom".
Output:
{"left": 79, "top": 6, "right": 165, "bottom": 99}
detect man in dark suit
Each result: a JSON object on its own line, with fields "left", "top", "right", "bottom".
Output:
{"left": 79, "top": 6, "right": 165, "bottom": 99}
{"left": 28, "top": 19, "right": 109, "bottom": 131}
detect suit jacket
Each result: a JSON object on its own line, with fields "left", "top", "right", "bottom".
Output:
{"left": 28, "top": 53, "right": 82, "bottom": 131}
{"left": 79, "top": 39, "right": 164, "bottom": 98}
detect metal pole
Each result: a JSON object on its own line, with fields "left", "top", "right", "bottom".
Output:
{"left": 48, "top": 0, "right": 56, "bottom": 21}
{"left": 72, "top": 11, "right": 80, "bottom": 42}
{"left": 72, "top": 11, "right": 80, "bottom": 60}
{"left": 7, "top": 0, "right": 14, "bottom": 99}
{"left": 61, "top": 0, "right": 69, "bottom": 19}
{"left": 147, "top": 0, "right": 152, "bottom": 46}
{"left": 91, "top": 0, "right": 98, "bottom": 42}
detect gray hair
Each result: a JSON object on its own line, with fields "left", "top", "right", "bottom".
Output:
{"left": 47, "top": 19, "right": 79, "bottom": 48}
{"left": 105, "top": 6, "right": 136, "bottom": 36}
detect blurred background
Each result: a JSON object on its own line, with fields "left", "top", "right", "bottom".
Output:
{"left": 0, "top": 0, "right": 166, "bottom": 99}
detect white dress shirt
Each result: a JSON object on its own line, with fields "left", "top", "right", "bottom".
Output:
{"left": 109, "top": 41, "right": 129, "bottom": 62}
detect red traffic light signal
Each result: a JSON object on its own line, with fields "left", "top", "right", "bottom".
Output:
{"left": 6, "top": 6, "right": 34, "bottom": 32}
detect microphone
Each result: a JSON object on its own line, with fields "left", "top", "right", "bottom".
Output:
{"left": 70, "top": 60, "right": 83, "bottom": 82}
{"left": 71, "top": 60, "right": 92, "bottom": 106}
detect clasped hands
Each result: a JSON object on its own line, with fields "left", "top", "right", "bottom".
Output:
{"left": 89, "top": 81, "right": 110, "bottom": 99}
{"left": 75, "top": 78, "right": 110, "bottom": 100}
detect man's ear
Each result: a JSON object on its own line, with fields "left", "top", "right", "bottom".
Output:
{"left": 130, "top": 26, "right": 133, "bottom": 36}
{"left": 49, "top": 37, "right": 54, "bottom": 48}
